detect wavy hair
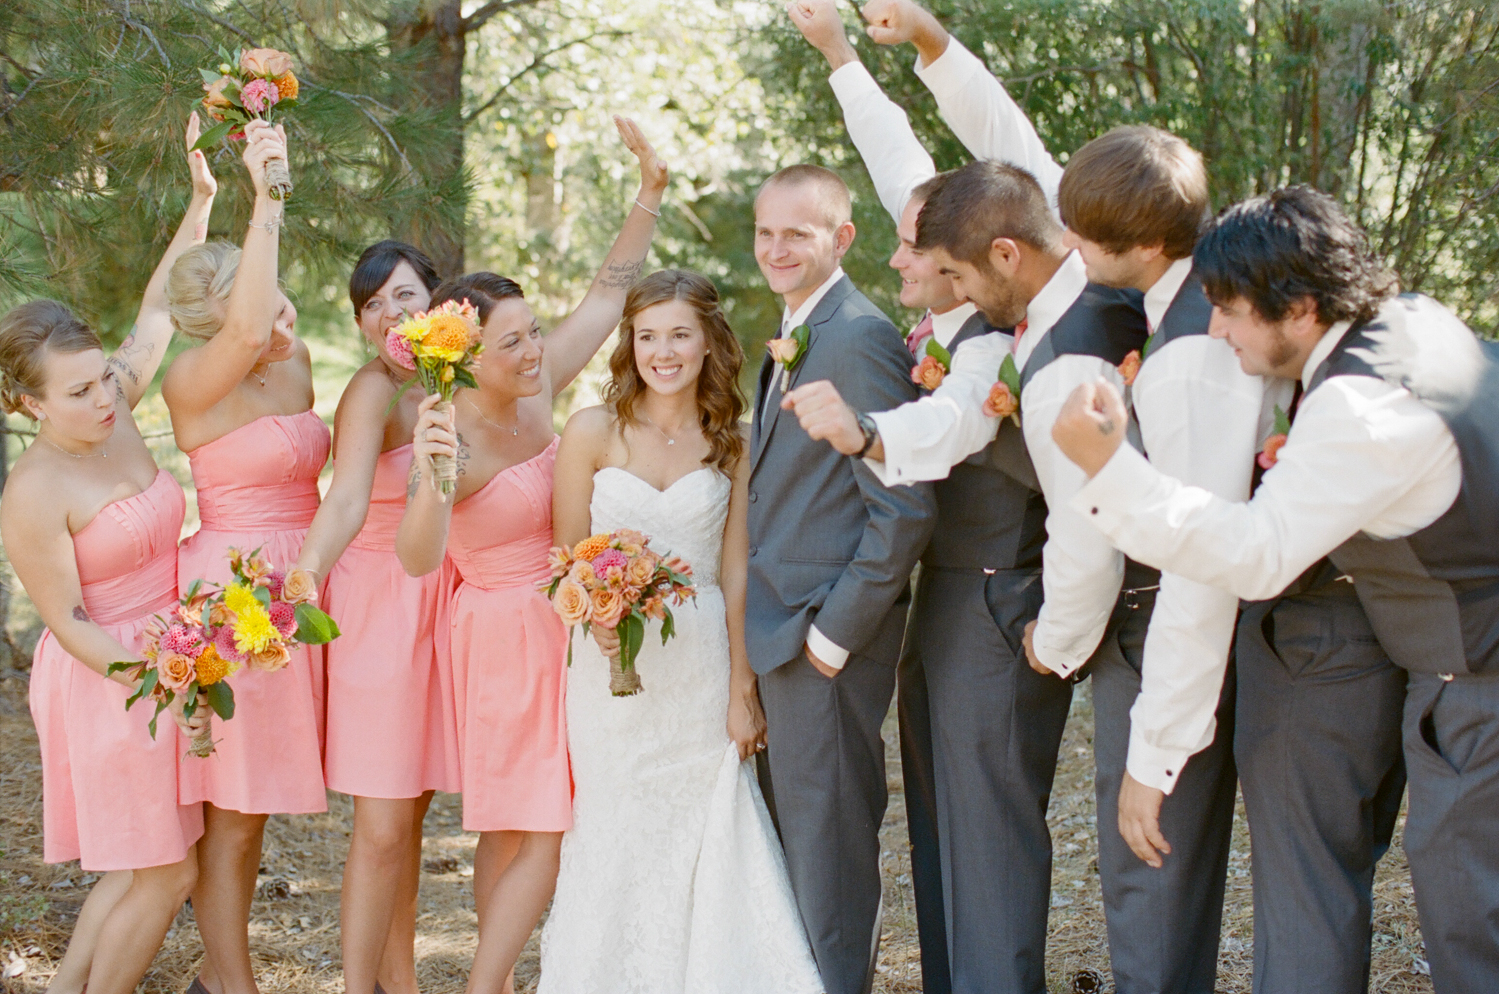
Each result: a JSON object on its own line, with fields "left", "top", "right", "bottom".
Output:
{"left": 604, "top": 270, "right": 745, "bottom": 474}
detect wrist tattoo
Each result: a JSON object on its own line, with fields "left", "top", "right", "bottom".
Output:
{"left": 1099, "top": 417, "right": 1116, "bottom": 436}
{"left": 597, "top": 259, "right": 643, "bottom": 291}
{"left": 73, "top": 605, "right": 90, "bottom": 622}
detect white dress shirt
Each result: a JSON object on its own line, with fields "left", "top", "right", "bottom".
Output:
{"left": 1124, "top": 257, "right": 1266, "bottom": 791}
{"left": 766, "top": 265, "right": 852, "bottom": 669}
{"left": 828, "top": 61, "right": 936, "bottom": 225}
{"left": 927, "top": 302, "right": 979, "bottom": 349}
{"left": 914, "top": 38, "right": 1064, "bottom": 216}
{"left": 1073, "top": 321, "right": 1462, "bottom": 604}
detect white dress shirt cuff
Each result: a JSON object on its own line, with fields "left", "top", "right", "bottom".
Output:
{"left": 1031, "top": 615, "right": 1089, "bottom": 678}
{"left": 864, "top": 409, "right": 955, "bottom": 486}
{"left": 807, "top": 624, "right": 850, "bottom": 670}
{"left": 1071, "top": 445, "right": 1160, "bottom": 538}
{"left": 1125, "top": 732, "right": 1191, "bottom": 795}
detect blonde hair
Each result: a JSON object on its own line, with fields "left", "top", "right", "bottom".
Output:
{"left": 0, "top": 300, "right": 103, "bottom": 416}
{"left": 166, "top": 241, "right": 241, "bottom": 341}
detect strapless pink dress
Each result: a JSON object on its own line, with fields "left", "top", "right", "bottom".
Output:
{"left": 447, "top": 436, "right": 571, "bottom": 832}
{"left": 30, "top": 469, "right": 205, "bottom": 870}
{"left": 176, "top": 410, "right": 331, "bottom": 814}
{"left": 323, "top": 443, "right": 461, "bottom": 798}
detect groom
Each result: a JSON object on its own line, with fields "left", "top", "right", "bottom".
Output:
{"left": 747, "top": 164, "right": 937, "bottom": 994}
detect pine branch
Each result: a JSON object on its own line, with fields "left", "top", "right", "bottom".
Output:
{"left": 463, "top": 0, "right": 548, "bottom": 34}
{"left": 463, "top": 29, "right": 628, "bottom": 126}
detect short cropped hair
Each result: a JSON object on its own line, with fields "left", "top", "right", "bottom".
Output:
{"left": 1194, "top": 185, "right": 1397, "bottom": 325}
{"left": 1058, "top": 125, "right": 1208, "bottom": 259}
{"left": 914, "top": 160, "right": 1061, "bottom": 265}
{"left": 756, "top": 164, "right": 853, "bottom": 231}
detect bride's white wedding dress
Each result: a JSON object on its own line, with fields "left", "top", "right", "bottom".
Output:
{"left": 538, "top": 466, "right": 823, "bottom": 994}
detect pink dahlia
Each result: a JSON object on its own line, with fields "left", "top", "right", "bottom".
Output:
{"left": 264, "top": 569, "right": 286, "bottom": 599}
{"left": 590, "top": 549, "right": 628, "bottom": 575}
{"left": 240, "top": 78, "right": 279, "bottom": 114}
{"left": 214, "top": 624, "right": 248, "bottom": 663}
{"left": 160, "top": 623, "right": 205, "bottom": 659}
{"left": 269, "top": 600, "right": 298, "bottom": 638}
{"left": 385, "top": 328, "right": 417, "bottom": 370}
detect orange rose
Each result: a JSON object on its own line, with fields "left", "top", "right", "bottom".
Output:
{"left": 158, "top": 651, "right": 197, "bottom": 695}
{"left": 625, "top": 555, "right": 656, "bottom": 588}
{"left": 554, "top": 579, "right": 591, "bottom": 627}
{"left": 240, "top": 47, "right": 294, "bottom": 77}
{"left": 281, "top": 568, "right": 318, "bottom": 605}
{"left": 766, "top": 337, "right": 799, "bottom": 365}
{"left": 1118, "top": 349, "right": 1142, "bottom": 387}
{"left": 912, "top": 355, "right": 946, "bottom": 390}
{"left": 982, "top": 381, "right": 1019, "bottom": 421}
{"left": 590, "top": 586, "right": 627, "bottom": 629}
{"left": 568, "top": 559, "right": 597, "bottom": 587}
{"left": 1257, "top": 433, "right": 1287, "bottom": 470}
{"left": 248, "top": 642, "right": 291, "bottom": 672}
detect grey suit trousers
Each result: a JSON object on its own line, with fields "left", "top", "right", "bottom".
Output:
{"left": 1403, "top": 669, "right": 1499, "bottom": 993}
{"left": 1235, "top": 577, "right": 1406, "bottom": 994}
{"left": 758, "top": 598, "right": 909, "bottom": 994}
{"left": 896, "top": 623, "right": 951, "bottom": 994}
{"left": 1089, "top": 588, "right": 1237, "bottom": 994}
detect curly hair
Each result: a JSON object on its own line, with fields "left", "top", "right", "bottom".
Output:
{"left": 1194, "top": 185, "right": 1397, "bottom": 325}
{"left": 604, "top": 270, "right": 745, "bottom": 474}
{"left": 0, "top": 300, "right": 103, "bottom": 416}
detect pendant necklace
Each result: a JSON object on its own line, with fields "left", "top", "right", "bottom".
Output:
{"left": 467, "top": 395, "right": 518, "bottom": 436}
{"left": 640, "top": 412, "right": 684, "bottom": 446}
{"left": 39, "top": 433, "right": 107, "bottom": 459}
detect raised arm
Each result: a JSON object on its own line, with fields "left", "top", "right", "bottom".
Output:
{"left": 294, "top": 370, "right": 396, "bottom": 578}
{"left": 395, "top": 394, "right": 460, "bottom": 577}
{"left": 542, "top": 116, "right": 669, "bottom": 393}
{"left": 111, "top": 112, "right": 218, "bottom": 409}
{"left": 162, "top": 120, "right": 288, "bottom": 415}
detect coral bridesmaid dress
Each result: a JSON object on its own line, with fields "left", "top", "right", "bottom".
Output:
{"left": 445, "top": 436, "right": 571, "bottom": 832}
{"left": 30, "top": 469, "right": 205, "bottom": 870}
{"left": 176, "top": 410, "right": 331, "bottom": 815}
{"left": 323, "top": 443, "right": 460, "bottom": 799}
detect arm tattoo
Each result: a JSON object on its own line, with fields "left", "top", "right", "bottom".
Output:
{"left": 456, "top": 432, "right": 470, "bottom": 477}
{"left": 1099, "top": 417, "right": 1116, "bottom": 436}
{"left": 73, "top": 605, "right": 90, "bottom": 622}
{"left": 597, "top": 259, "right": 643, "bottom": 291}
{"left": 108, "top": 327, "right": 151, "bottom": 388}
{"left": 406, "top": 458, "right": 421, "bottom": 499}
{"left": 194, "top": 222, "right": 208, "bottom": 240}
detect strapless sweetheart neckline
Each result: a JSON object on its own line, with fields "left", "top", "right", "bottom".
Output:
{"left": 594, "top": 464, "right": 719, "bottom": 496}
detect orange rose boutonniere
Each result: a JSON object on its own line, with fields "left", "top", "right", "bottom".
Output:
{"left": 767, "top": 324, "right": 811, "bottom": 393}
{"left": 911, "top": 339, "right": 951, "bottom": 391}
{"left": 982, "top": 353, "right": 1023, "bottom": 426}
{"left": 1118, "top": 349, "right": 1142, "bottom": 387}
{"left": 1257, "top": 405, "right": 1293, "bottom": 470}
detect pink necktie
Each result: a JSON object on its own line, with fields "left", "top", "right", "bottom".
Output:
{"left": 1012, "top": 318, "right": 1029, "bottom": 353}
{"left": 907, "top": 313, "right": 935, "bottom": 358}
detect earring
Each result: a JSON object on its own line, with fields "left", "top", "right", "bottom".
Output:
{"left": 363, "top": 337, "right": 373, "bottom": 356}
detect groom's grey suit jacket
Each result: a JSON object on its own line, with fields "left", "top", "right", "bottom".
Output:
{"left": 746, "top": 275, "right": 937, "bottom": 675}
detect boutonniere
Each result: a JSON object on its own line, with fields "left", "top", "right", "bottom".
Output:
{"left": 766, "top": 323, "right": 810, "bottom": 393}
{"left": 911, "top": 338, "right": 951, "bottom": 391}
{"left": 1257, "top": 404, "right": 1292, "bottom": 469}
{"left": 1118, "top": 349, "right": 1143, "bottom": 387}
{"left": 982, "top": 352, "right": 1022, "bottom": 425}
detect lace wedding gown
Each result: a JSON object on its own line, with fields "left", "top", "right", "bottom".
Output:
{"left": 538, "top": 466, "right": 823, "bottom": 994}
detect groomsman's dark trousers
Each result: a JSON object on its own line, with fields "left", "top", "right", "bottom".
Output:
{"left": 1087, "top": 571, "right": 1237, "bottom": 994}
{"left": 899, "top": 565, "right": 1071, "bottom": 994}
{"left": 1235, "top": 566, "right": 1406, "bottom": 994}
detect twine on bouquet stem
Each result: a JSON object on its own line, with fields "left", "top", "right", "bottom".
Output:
{"left": 609, "top": 650, "right": 642, "bottom": 696}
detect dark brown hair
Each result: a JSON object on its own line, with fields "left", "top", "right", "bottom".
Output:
{"left": 429, "top": 272, "right": 525, "bottom": 323}
{"left": 0, "top": 300, "right": 104, "bottom": 416}
{"left": 914, "top": 160, "right": 1061, "bottom": 264}
{"left": 1058, "top": 125, "right": 1208, "bottom": 259}
{"left": 756, "top": 164, "right": 853, "bottom": 230}
{"left": 349, "top": 241, "right": 442, "bottom": 318}
{"left": 604, "top": 270, "right": 745, "bottom": 474}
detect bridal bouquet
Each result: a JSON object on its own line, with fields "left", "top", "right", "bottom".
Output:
{"left": 385, "top": 299, "right": 485, "bottom": 497}
{"left": 194, "top": 45, "right": 300, "bottom": 199}
{"left": 543, "top": 529, "right": 696, "bottom": 696}
{"left": 110, "top": 547, "right": 340, "bottom": 757}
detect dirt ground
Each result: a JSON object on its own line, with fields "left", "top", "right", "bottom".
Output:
{"left": 0, "top": 669, "right": 1435, "bottom": 994}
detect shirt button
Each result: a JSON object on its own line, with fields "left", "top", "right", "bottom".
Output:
{"left": 1165, "top": 769, "right": 1174, "bottom": 777}
{"left": 749, "top": 491, "right": 758, "bottom": 503}
{"left": 1091, "top": 507, "right": 1098, "bottom": 515}
{"left": 750, "top": 546, "right": 759, "bottom": 557}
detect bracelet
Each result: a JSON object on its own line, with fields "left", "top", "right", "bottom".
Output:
{"left": 248, "top": 216, "right": 283, "bottom": 231}
{"left": 634, "top": 199, "right": 661, "bottom": 218}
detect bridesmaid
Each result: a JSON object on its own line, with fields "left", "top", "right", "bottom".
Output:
{"left": 0, "top": 113, "right": 216, "bottom": 994}
{"left": 161, "top": 120, "right": 328, "bottom": 994}
{"left": 291, "top": 240, "right": 455, "bottom": 994}
{"left": 396, "top": 116, "right": 668, "bottom": 994}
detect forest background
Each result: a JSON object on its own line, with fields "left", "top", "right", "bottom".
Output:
{"left": 0, "top": 3, "right": 1495, "bottom": 989}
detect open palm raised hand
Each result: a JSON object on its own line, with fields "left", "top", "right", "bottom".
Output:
{"left": 185, "top": 111, "right": 218, "bottom": 199}
{"left": 614, "top": 114, "right": 669, "bottom": 194}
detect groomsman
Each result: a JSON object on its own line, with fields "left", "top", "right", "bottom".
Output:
{"left": 789, "top": 4, "right": 1069, "bottom": 992}
{"left": 746, "top": 163, "right": 936, "bottom": 994}
{"left": 1053, "top": 185, "right": 1499, "bottom": 994}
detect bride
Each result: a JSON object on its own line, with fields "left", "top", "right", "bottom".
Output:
{"left": 543, "top": 270, "right": 823, "bottom": 994}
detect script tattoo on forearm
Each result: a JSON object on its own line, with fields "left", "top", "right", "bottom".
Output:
{"left": 406, "top": 458, "right": 421, "bottom": 500}
{"left": 107, "top": 327, "right": 152, "bottom": 394}
{"left": 597, "top": 259, "right": 643, "bottom": 291}
{"left": 456, "top": 432, "right": 470, "bottom": 477}
{"left": 73, "top": 605, "right": 90, "bottom": 622}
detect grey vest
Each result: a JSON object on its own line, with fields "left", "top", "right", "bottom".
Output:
{"left": 1310, "top": 294, "right": 1499, "bottom": 674}
{"left": 922, "top": 313, "right": 1047, "bottom": 570}
{"left": 1021, "top": 283, "right": 1158, "bottom": 591}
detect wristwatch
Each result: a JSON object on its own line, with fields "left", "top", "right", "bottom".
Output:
{"left": 854, "top": 411, "right": 879, "bottom": 458}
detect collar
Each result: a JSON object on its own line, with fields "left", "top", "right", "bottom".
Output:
{"left": 780, "top": 266, "right": 847, "bottom": 334}
{"left": 1016, "top": 250, "right": 1088, "bottom": 368}
{"left": 929, "top": 301, "right": 979, "bottom": 348}
{"left": 1143, "top": 257, "right": 1195, "bottom": 332}
{"left": 1302, "top": 320, "right": 1353, "bottom": 385}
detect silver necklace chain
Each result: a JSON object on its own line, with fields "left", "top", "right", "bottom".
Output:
{"left": 39, "top": 432, "right": 107, "bottom": 459}
{"left": 466, "top": 395, "right": 518, "bottom": 436}
{"left": 639, "top": 411, "right": 689, "bottom": 446}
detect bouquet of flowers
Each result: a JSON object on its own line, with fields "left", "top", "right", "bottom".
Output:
{"left": 194, "top": 45, "right": 300, "bottom": 200}
{"left": 542, "top": 529, "right": 696, "bottom": 696}
{"left": 385, "top": 299, "right": 485, "bottom": 497}
{"left": 110, "top": 547, "right": 340, "bottom": 757}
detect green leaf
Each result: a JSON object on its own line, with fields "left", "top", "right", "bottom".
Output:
{"left": 383, "top": 376, "right": 418, "bottom": 417}
{"left": 206, "top": 681, "right": 235, "bottom": 721}
{"left": 186, "top": 578, "right": 203, "bottom": 601}
{"left": 924, "top": 338, "right": 952, "bottom": 370}
{"left": 1140, "top": 331, "right": 1159, "bottom": 360}
{"left": 199, "top": 68, "right": 223, "bottom": 85}
{"left": 997, "top": 352, "right": 1022, "bottom": 396}
{"left": 190, "top": 119, "right": 236, "bottom": 152}
{"left": 107, "top": 660, "right": 136, "bottom": 677}
{"left": 619, "top": 613, "right": 645, "bottom": 673}
{"left": 660, "top": 608, "right": 676, "bottom": 644}
{"left": 253, "top": 585, "right": 272, "bottom": 609}
{"left": 1273, "top": 404, "right": 1292, "bottom": 437}
{"left": 789, "top": 324, "right": 811, "bottom": 368}
{"left": 452, "top": 365, "right": 479, "bottom": 390}
{"left": 566, "top": 629, "right": 574, "bottom": 667}
{"left": 294, "top": 603, "right": 341, "bottom": 644}
{"left": 147, "top": 705, "right": 162, "bottom": 740}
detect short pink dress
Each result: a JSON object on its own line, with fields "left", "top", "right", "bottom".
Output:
{"left": 176, "top": 410, "right": 331, "bottom": 815}
{"left": 446, "top": 436, "right": 571, "bottom": 832}
{"left": 30, "top": 469, "right": 205, "bottom": 871}
{"left": 323, "top": 443, "right": 461, "bottom": 799}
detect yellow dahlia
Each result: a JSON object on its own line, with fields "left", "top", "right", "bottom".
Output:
{"left": 232, "top": 602, "right": 279, "bottom": 655}
{"left": 572, "top": 533, "right": 612, "bottom": 562}
{"left": 196, "top": 644, "right": 233, "bottom": 686}
{"left": 418, "top": 318, "right": 474, "bottom": 362}
{"left": 224, "top": 582, "right": 259, "bottom": 617}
